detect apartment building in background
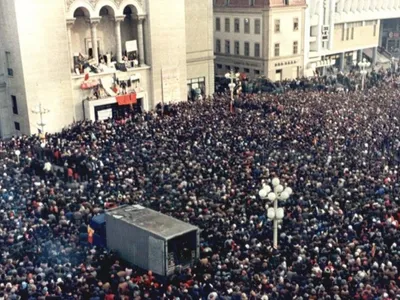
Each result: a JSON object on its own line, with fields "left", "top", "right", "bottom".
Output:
{"left": 304, "top": 0, "right": 400, "bottom": 76}
{"left": 214, "top": 0, "right": 306, "bottom": 81}
{"left": 0, "top": 0, "right": 214, "bottom": 138}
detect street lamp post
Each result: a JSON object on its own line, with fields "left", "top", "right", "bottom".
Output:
{"left": 259, "top": 177, "right": 293, "bottom": 248}
{"left": 225, "top": 69, "right": 240, "bottom": 113}
{"left": 358, "top": 58, "right": 371, "bottom": 91}
{"left": 31, "top": 103, "right": 50, "bottom": 134}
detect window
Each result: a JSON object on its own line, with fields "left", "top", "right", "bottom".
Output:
{"left": 275, "top": 19, "right": 280, "bottom": 33}
{"left": 225, "top": 40, "right": 230, "bottom": 54}
{"left": 244, "top": 18, "right": 250, "bottom": 33}
{"left": 216, "top": 17, "right": 221, "bottom": 31}
{"left": 346, "top": 27, "right": 350, "bottom": 40}
{"left": 254, "top": 70, "right": 260, "bottom": 75}
{"left": 293, "top": 41, "right": 298, "bottom": 55}
{"left": 244, "top": 42, "right": 250, "bottom": 56}
{"left": 225, "top": 65, "right": 231, "bottom": 71}
{"left": 244, "top": 68, "right": 250, "bottom": 73}
{"left": 217, "top": 64, "right": 222, "bottom": 69}
{"left": 225, "top": 18, "right": 230, "bottom": 32}
{"left": 293, "top": 18, "right": 299, "bottom": 31}
{"left": 254, "top": 43, "right": 260, "bottom": 57}
{"left": 5, "top": 51, "right": 13, "bottom": 77}
{"left": 234, "top": 41, "right": 240, "bottom": 55}
{"left": 234, "top": 18, "right": 240, "bottom": 32}
{"left": 216, "top": 39, "right": 221, "bottom": 53}
{"left": 11, "top": 95, "right": 18, "bottom": 115}
{"left": 255, "top": 19, "right": 261, "bottom": 34}
{"left": 274, "top": 43, "right": 280, "bottom": 57}
{"left": 14, "top": 122, "right": 20, "bottom": 131}
{"left": 351, "top": 27, "right": 354, "bottom": 39}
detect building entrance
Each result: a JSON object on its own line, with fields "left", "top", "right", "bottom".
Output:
{"left": 94, "top": 98, "right": 143, "bottom": 121}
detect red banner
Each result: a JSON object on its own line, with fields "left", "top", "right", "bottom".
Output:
{"left": 116, "top": 93, "right": 137, "bottom": 106}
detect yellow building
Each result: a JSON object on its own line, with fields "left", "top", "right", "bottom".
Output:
{"left": 265, "top": 0, "right": 307, "bottom": 81}
{"left": 321, "top": 20, "right": 380, "bottom": 72}
{"left": 214, "top": 0, "right": 306, "bottom": 81}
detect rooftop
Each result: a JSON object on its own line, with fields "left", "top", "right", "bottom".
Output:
{"left": 106, "top": 205, "right": 199, "bottom": 240}
{"left": 214, "top": 0, "right": 305, "bottom": 8}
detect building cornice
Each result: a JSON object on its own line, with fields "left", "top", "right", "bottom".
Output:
{"left": 214, "top": 7, "right": 265, "bottom": 13}
{"left": 65, "top": 0, "right": 143, "bottom": 10}
{"left": 268, "top": 54, "right": 303, "bottom": 62}
{"left": 187, "top": 56, "right": 216, "bottom": 64}
{"left": 215, "top": 53, "right": 264, "bottom": 62}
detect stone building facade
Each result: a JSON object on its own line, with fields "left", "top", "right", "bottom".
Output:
{"left": 214, "top": 0, "right": 306, "bottom": 81}
{"left": 0, "top": 0, "right": 214, "bottom": 137}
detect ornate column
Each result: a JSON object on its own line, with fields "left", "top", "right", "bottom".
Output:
{"left": 137, "top": 15, "right": 146, "bottom": 66}
{"left": 114, "top": 16, "right": 124, "bottom": 63}
{"left": 66, "top": 18, "right": 75, "bottom": 72}
{"left": 88, "top": 18, "right": 101, "bottom": 64}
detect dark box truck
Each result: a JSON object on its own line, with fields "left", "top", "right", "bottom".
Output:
{"left": 105, "top": 204, "right": 200, "bottom": 277}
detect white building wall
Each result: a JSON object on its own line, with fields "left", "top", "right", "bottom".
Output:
{"left": 303, "top": 3, "right": 311, "bottom": 69}
{"left": 269, "top": 10, "right": 303, "bottom": 58}
{"left": 0, "top": 83, "right": 6, "bottom": 138}
{"left": 15, "top": 0, "right": 74, "bottom": 134}
{"left": 185, "top": 0, "right": 215, "bottom": 97}
{"left": 0, "top": 0, "right": 215, "bottom": 136}
{"left": 305, "top": 0, "right": 400, "bottom": 74}
{"left": 335, "top": 0, "right": 400, "bottom": 23}
{"left": 145, "top": 0, "right": 188, "bottom": 106}
{"left": 0, "top": 0, "right": 29, "bottom": 137}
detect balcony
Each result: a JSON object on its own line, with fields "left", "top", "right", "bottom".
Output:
{"left": 71, "top": 65, "right": 151, "bottom": 121}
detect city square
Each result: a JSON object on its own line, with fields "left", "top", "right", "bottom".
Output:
{"left": 0, "top": 0, "right": 399, "bottom": 299}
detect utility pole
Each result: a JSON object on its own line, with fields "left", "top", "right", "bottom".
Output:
{"left": 31, "top": 103, "right": 50, "bottom": 133}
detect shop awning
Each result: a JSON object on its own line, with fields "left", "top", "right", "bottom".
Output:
{"left": 116, "top": 93, "right": 137, "bottom": 106}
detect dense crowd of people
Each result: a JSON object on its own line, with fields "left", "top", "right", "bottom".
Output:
{"left": 0, "top": 69, "right": 400, "bottom": 299}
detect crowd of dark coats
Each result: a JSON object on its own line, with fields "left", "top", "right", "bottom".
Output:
{"left": 0, "top": 70, "right": 400, "bottom": 300}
